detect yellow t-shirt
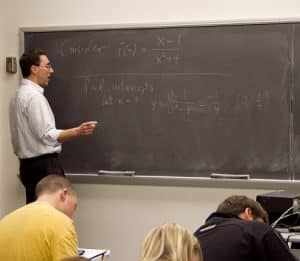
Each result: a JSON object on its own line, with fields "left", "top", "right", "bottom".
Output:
{"left": 0, "top": 201, "right": 78, "bottom": 261}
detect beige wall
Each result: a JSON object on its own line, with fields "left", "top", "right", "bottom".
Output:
{"left": 0, "top": 2, "right": 24, "bottom": 215}
{"left": 72, "top": 184, "right": 268, "bottom": 261}
{"left": 2, "top": 1, "right": 300, "bottom": 260}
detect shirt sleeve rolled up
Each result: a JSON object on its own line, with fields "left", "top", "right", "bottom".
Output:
{"left": 27, "top": 94, "right": 62, "bottom": 147}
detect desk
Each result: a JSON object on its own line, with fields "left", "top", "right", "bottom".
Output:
{"left": 291, "top": 249, "right": 300, "bottom": 259}
{"left": 279, "top": 232, "right": 300, "bottom": 259}
{"left": 280, "top": 232, "right": 300, "bottom": 243}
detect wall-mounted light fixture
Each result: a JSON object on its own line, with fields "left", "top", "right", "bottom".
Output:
{"left": 6, "top": 57, "right": 17, "bottom": 73}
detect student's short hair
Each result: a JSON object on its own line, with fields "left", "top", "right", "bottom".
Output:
{"left": 140, "top": 223, "right": 202, "bottom": 261}
{"left": 35, "top": 174, "right": 76, "bottom": 198}
{"left": 19, "top": 49, "right": 48, "bottom": 78}
{"left": 217, "top": 195, "right": 269, "bottom": 223}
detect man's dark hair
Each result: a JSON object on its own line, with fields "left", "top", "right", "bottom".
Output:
{"left": 217, "top": 195, "right": 269, "bottom": 224}
{"left": 19, "top": 49, "right": 48, "bottom": 77}
{"left": 35, "top": 174, "right": 76, "bottom": 198}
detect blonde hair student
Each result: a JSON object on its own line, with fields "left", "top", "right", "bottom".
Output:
{"left": 140, "top": 223, "right": 202, "bottom": 261}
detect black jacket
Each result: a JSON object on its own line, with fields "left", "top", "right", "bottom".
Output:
{"left": 194, "top": 212, "right": 298, "bottom": 261}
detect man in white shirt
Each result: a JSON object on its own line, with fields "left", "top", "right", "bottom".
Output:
{"left": 9, "top": 49, "right": 97, "bottom": 203}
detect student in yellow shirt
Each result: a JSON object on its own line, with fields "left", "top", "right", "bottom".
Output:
{"left": 0, "top": 174, "right": 78, "bottom": 261}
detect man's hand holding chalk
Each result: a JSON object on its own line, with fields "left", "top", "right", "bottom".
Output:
{"left": 79, "top": 121, "right": 98, "bottom": 136}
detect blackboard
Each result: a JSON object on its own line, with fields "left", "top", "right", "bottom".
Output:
{"left": 24, "top": 23, "right": 295, "bottom": 179}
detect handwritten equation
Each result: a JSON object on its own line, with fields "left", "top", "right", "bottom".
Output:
{"left": 59, "top": 34, "right": 182, "bottom": 65}
{"left": 79, "top": 75, "right": 270, "bottom": 118}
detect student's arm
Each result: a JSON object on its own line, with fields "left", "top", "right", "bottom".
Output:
{"left": 53, "top": 223, "right": 78, "bottom": 261}
{"left": 260, "top": 230, "right": 299, "bottom": 261}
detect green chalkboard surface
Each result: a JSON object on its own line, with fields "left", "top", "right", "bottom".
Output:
{"left": 24, "top": 23, "right": 293, "bottom": 179}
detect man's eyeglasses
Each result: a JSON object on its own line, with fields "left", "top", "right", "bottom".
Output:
{"left": 35, "top": 64, "right": 53, "bottom": 70}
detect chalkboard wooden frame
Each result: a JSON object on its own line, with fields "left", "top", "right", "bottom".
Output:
{"left": 19, "top": 20, "right": 300, "bottom": 185}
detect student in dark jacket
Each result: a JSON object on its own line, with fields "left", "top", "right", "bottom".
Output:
{"left": 194, "top": 195, "right": 298, "bottom": 261}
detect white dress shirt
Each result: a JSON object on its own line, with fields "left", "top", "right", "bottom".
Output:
{"left": 9, "top": 79, "right": 62, "bottom": 159}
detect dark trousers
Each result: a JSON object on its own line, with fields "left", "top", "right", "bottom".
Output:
{"left": 19, "top": 153, "right": 64, "bottom": 204}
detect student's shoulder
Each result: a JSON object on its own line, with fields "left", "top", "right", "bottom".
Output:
{"left": 238, "top": 219, "right": 274, "bottom": 236}
{"left": 31, "top": 202, "right": 72, "bottom": 223}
